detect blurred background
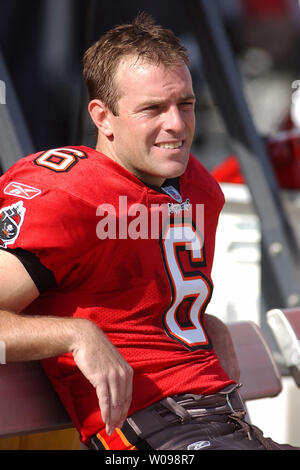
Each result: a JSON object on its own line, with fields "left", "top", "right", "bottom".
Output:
{"left": 1, "top": 0, "right": 300, "bottom": 448}
{"left": 1, "top": 0, "right": 300, "bottom": 163}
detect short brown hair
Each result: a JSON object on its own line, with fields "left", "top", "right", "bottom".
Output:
{"left": 83, "top": 12, "right": 190, "bottom": 115}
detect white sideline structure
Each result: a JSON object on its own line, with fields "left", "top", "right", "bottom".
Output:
{"left": 267, "top": 308, "right": 300, "bottom": 384}
{"left": 209, "top": 183, "right": 300, "bottom": 447}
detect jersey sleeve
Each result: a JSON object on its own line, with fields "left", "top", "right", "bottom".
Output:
{"left": 0, "top": 246, "right": 57, "bottom": 293}
{"left": 0, "top": 166, "right": 98, "bottom": 291}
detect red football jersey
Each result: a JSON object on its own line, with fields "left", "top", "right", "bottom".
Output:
{"left": 0, "top": 146, "right": 234, "bottom": 445}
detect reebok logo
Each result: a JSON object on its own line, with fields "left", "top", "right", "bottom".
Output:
{"left": 187, "top": 440, "right": 211, "bottom": 450}
{"left": 4, "top": 182, "right": 41, "bottom": 200}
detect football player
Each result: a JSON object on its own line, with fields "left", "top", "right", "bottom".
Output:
{"left": 0, "top": 13, "right": 297, "bottom": 450}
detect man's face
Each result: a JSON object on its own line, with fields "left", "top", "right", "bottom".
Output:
{"left": 104, "top": 57, "right": 196, "bottom": 186}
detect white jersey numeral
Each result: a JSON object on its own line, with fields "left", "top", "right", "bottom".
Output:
{"left": 160, "top": 221, "right": 212, "bottom": 350}
{"left": 34, "top": 148, "right": 87, "bottom": 172}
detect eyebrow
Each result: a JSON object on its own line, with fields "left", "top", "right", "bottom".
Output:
{"left": 180, "top": 94, "right": 196, "bottom": 101}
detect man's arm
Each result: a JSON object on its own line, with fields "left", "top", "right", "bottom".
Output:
{"left": 205, "top": 314, "right": 240, "bottom": 383}
{"left": 0, "top": 250, "right": 133, "bottom": 435}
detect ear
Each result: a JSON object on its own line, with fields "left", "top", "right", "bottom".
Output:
{"left": 88, "top": 99, "right": 114, "bottom": 137}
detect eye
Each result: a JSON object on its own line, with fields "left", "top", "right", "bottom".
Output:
{"left": 144, "top": 104, "right": 160, "bottom": 111}
{"left": 180, "top": 101, "right": 195, "bottom": 109}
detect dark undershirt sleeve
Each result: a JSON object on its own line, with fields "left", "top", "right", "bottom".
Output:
{"left": 0, "top": 247, "right": 57, "bottom": 294}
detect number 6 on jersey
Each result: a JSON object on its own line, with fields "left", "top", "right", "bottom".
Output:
{"left": 160, "top": 220, "right": 212, "bottom": 351}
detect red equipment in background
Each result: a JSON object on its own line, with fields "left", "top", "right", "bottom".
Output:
{"left": 242, "top": 0, "right": 289, "bottom": 18}
{"left": 212, "top": 129, "right": 300, "bottom": 190}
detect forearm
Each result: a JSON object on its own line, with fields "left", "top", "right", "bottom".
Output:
{"left": 205, "top": 314, "right": 240, "bottom": 383}
{"left": 0, "top": 250, "right": 133, "bottom": 434}
{"left": 0, "top": 309, "right": 89, "bottom": 362}
{"left": 0, "top": 308, "right": 133, "bottom": 434}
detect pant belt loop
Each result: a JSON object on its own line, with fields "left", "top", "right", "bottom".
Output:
{"left": 160, "top": 397, "right": 192, "bottom": 423}
{"left": 225, "top": 392, "right": 236, "bottom": 413}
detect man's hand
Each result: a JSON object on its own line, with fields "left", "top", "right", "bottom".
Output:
{"left": 71, "top": 321, "right": 133, "bottom": 435}
{"left": 0, "top": 249, "right": 133, "bottom": 436}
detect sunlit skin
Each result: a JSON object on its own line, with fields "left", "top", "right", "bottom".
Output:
{"left": 89, "top": 57, "right": 196, "bottom": 187}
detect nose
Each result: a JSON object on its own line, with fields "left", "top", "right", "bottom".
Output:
{"left": 163, "top": 106, "right": 186, "bottom": 134}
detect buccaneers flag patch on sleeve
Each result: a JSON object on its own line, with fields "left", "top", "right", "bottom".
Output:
{"left": 0, "top": 201, "right": 26, "bottom": 248}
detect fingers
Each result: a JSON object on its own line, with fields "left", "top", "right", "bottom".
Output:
{"left": 110, "top": 364, "right": 133, "bottom": 432}
{"left": 96, "top": 362, "right": 133, "bottom": 435}
{"left": 96, "top": 383, "right": 111, "bottom": 432}
{"left": 71, "top": 322, "right": 133, "bottom": 436}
